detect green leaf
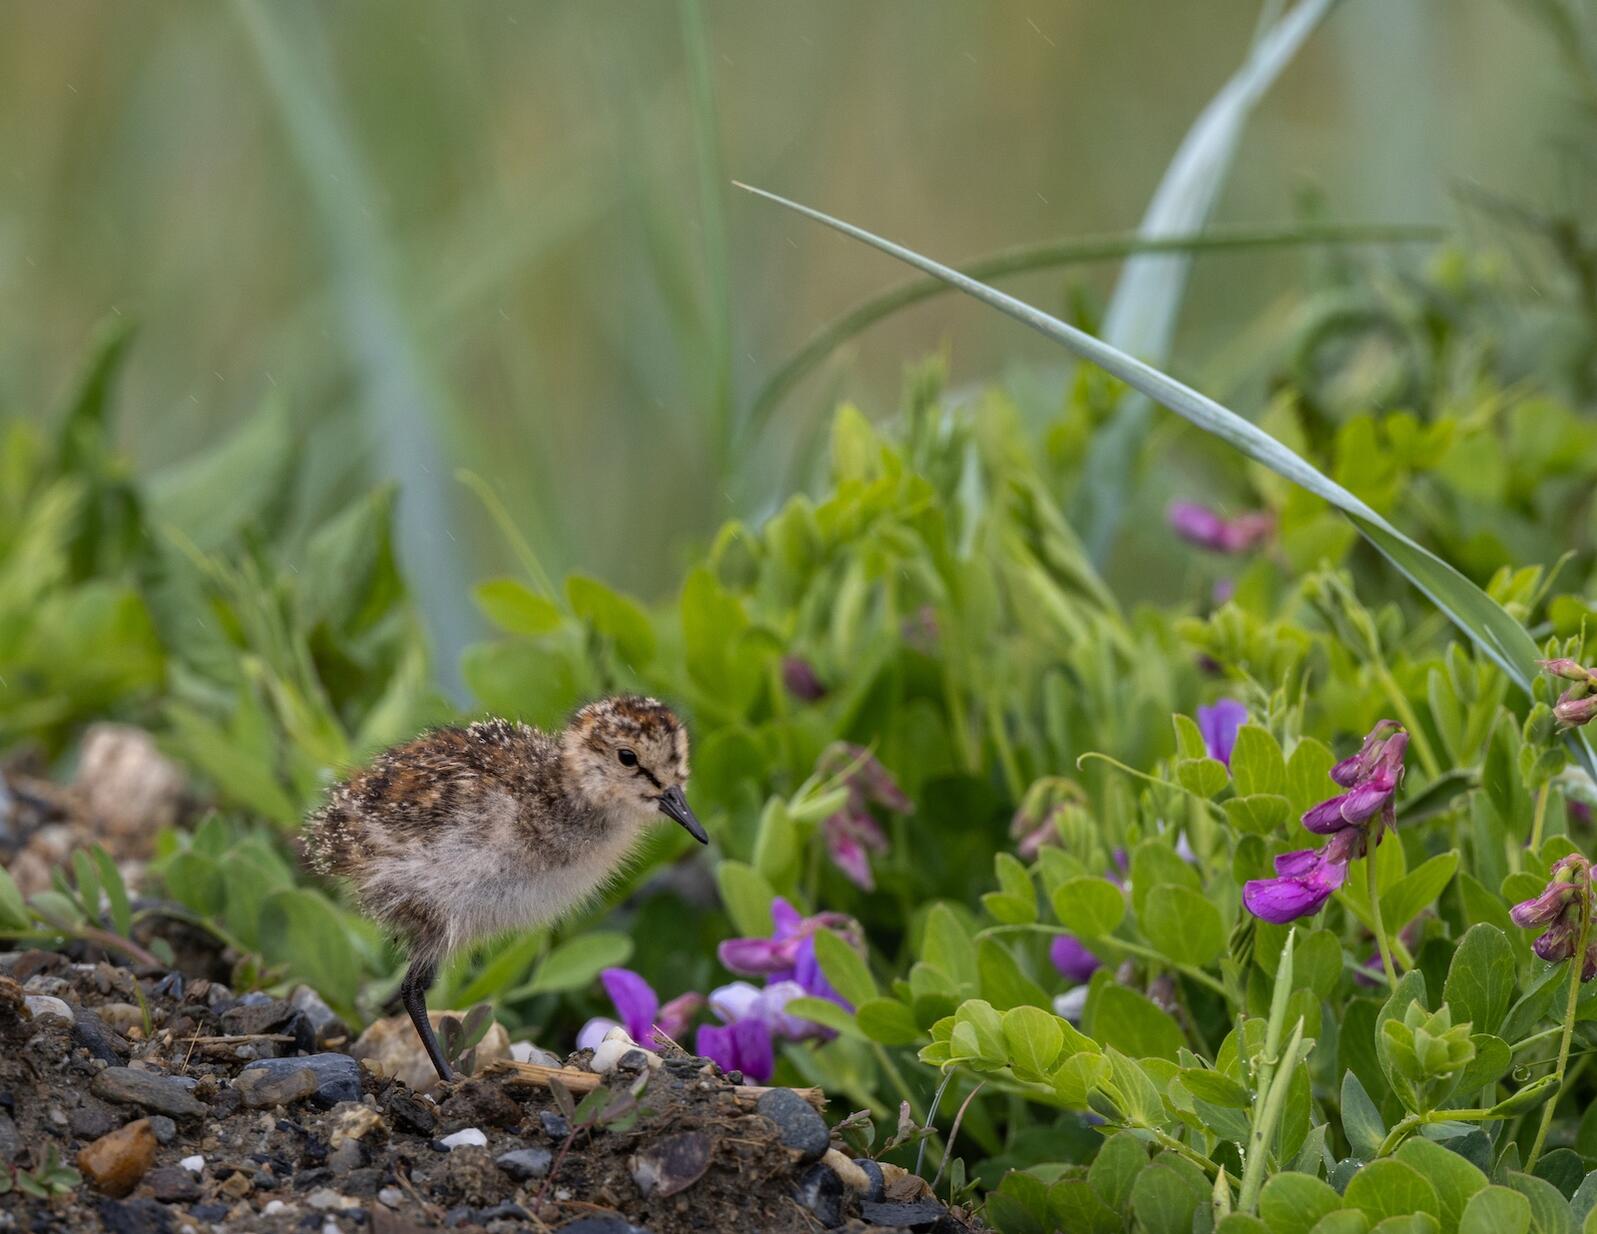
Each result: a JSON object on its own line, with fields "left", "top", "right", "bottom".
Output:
{"left": 523, "top": 932, "right": 634, "bottom": 996}
{"left": 1088, "top": 983, "right": 1183, "bottom": 1062}
{"left": 473, "top": 578, "right": 562, "bottom": 635}
{"left": 1308, "top": 1214, "right": 1373, "bottom": 1234}
{"left": 714, "top": 861, "right": 778, "bottom": 939}
{"left": 1381, "top": 852, "right": 1461, "bottom": 933}
{"left": 1459, "top": 1187, "right": 1531, "bottom": 1234}
{"left": 1087, "top": 1131, "right": 1149, "bottom": 1212}
{"left": 148, "top": 398, "right": 298, "bottom": 551}
{"left": 257, "top": 888, "right": 359, "bottom": 1011}
{"left": 1285, "top": 737, "right": 1340, "bottom": 818}
{"left": 1504, "top": 1173, "right": 1574, "bottom": 1234}
{"left": 1130, "top": 1158, "right": 1207, "bottom": 1234}
{"left": 1260, "top": 1173, "right": 1345, "bottom": 1234}
{"left": 731, "top": 183, "right": 1597, "bottom": 781}
{"left": 1394, "top": 1137, "right": 1486, "bottom": 1234}
{"left": 922, "top": 903, "right": 978, "bottom": 991}
{"left": 566, "top": 574, "right": 657, "bottom": 665}
{"left": 1051, "top": 877, "right": 1126, "bottom": 939}
{"left": 1002, "top": 1006, "right": 1065, "bottom": 1078}
{"left": 1342, "top": 1070, "right": 1387, "bottom": 1161}
{"left": 1443, "top": 924, "right": 1517, "bottom": 1038}
{"left": 0, "top": 866, "right": 29, "bottom": 930}
{"left": 1142, "top": 884, "right": 1225, "bottom": 966}
{"left": 813, "top": 927, "right": 877, "bottom": 1007}
{"left": 1224, "top": 793, "right": 1293, "bottom": 835}
{"left": 1232, "top": 725, "right": 1288, "bottom": 798}
{"left": 159, "top": 851, "right": 227, "bottom": 917}
{"left": 1177, "top": 756, "right": 1230, "bottom": 798}
{"left": 855, "top": 998, "right": 920, "bottom": 1045}
{"left": 1344, "top": 1160, "right": 1440, "bottom": 1227}
{"left": 787, "top": 996, "right": 864, "bottom": 1040}
{"left": 977, "top": 938, "right": 1050, "bottom": 1011}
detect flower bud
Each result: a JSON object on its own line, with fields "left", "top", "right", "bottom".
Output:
{"left": 1539, "top": 658, "right": 1595, "bottom": 683}
{"left": 1554, "top": 691, "right": 1597, "bottom": 729}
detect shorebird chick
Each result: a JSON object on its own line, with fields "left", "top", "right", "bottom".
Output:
{"left": 305, "top": 695, "right": 705, "bottom": 1082}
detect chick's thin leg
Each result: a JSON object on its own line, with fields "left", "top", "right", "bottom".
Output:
{"left": 400, "top": 955, "right": 453, "bottom": 1083}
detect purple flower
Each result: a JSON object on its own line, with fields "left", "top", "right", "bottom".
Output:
{"left": 718, "top": 898, "right": 863, "bottom": 1012}
{"left": 823, "top": 808, "right": 890, "bottom": 891}
{"left": 709, "top": 980, "right": 825, "bottom": 1042}
{"left": 1196, "top": 699, "right": 1247, "bottom": 767}
{"left": 1049, "top": 935, "right": 1101, "bottom": 984}
{"left": 1555, "top": 693, "right": 1597, "bottom": 729}
{"left": 782, "top": 657, "right": 828, "bottom": 702}
{"left": 695, "top": 1019, "right": 774, "bottom": 1082}
{"left": 576, "top": 968, "right": 704, "bottom": 1053}
{"left": 1243, "top": 828, "right": 1363, "bottom": 924}
{"left": 1511, "top": 856, "right": 1597, "bottom": 980}
{"left": 1540, "top": 658, "right": 1595, "bottom": 683}
{"left": 1243, "top": 721, "right": 1408, "bottom": 925}
{"left": 1167, "top": 501, "right": 1274, "bottom": 554}
{"left": 813, "top": 745, "right": 913, "bottom": 891}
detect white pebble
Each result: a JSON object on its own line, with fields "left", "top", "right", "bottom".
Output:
{"left": 588, "top": 1039, "right": 632, "bottom": 1074}
{"left": 440, "top": 1127, "right": 487, "bottom": 1149}
{"left": 323, "top": 1221, "right": 340, "bottom": 1234}
{"left": 377, "top": 1187, "right": 405, "bottom": 1207}
{"left": 262, "top": 1200, "right": 286, "bottom": 1216}
{"left": 602, "top": 1025, "right": 637, "bottom": 1045}
{"left": 23, "top": 995, "right": 74, "bottom": 1024}
{"left": 179, "top": 1155, "right": 205, "bottom": 1174}
{"left": 509, "top": 1040, "right": 563, "bottom": 1067}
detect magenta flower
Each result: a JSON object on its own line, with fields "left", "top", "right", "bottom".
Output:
{"left": 781, "top": 657, "right": 828, "bottom": 702}
{"left": 1196, "top": 699, "right": 1248, "bottom": 767}
{"left": 1511, "top": 855, "right": 1597, "bottom": 979}
{"left": 1167, "top": 501, "right": 1274, "bottom": 554}
{"left": 1243, "top": 722, "right": 1407, "bottom": 925}
{"left": 576, "top": 968, "right": 705, "bottom": 1052}
{"left": 815, "top": 744, "right": 913, "bottom": 891}
{"left": 718, "top": 898, "right": 863, "bottom": 1012}
{"left": 1539, "top": 658, "right": 1595, "bottom": 683}
{"left": 1049, "top": 935, "right": 1101, "bottom": 984}
{"left": 695, "top": 1019, "right": 774, "bottom": 1083}
{"left": 1541, "top": 658, "right": 1597, "bottom": 729}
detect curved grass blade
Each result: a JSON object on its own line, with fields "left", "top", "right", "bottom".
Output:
{"left": 1085, "top": 0, "right": 1341, "bottom": 564}
{"left": 743, "top": 220, "right": 1436, "bottom": 436}
{"left": 733, "top": 181, "right": 1597, "bottom": 781}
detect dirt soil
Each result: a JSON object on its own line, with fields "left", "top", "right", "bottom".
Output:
{"left": 0, "top": 948, "right": 982, "bottom": 1234}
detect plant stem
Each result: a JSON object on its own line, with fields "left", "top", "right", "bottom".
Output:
{"left": 1529, "top": 783, "right": 1551, "bottom": 854}
{"left": 1366, "top": 833, "right": 1398, "bottom": 990}
{"left": 1526, "top": 898, "right": 1592, "bottom": 1171}
{"left": 1374, "top": 1106, "right": 1496, "bottom": 1158}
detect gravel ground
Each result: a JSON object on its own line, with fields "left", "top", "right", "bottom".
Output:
{"left": 0, "top": 949, "right": 982, "bottom": 1234}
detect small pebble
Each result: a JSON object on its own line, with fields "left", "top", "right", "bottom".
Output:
{"left": 755, "top": 1088, "right": 829, "bottom": 1162}
{"left": 179, "top": 1155, "right": 204, "bottom": 1174}
{"left": 440, "top": 1127, "right": 488, "bottom": 1150}
{"left": 262, "top": 1200, "right": 287, "bottom": 1216}
{"left": 24, "top": 994, "right": 75, "bottom": 1024}
{"left": 494, "top": 1147, "right": 552, "bottom": 1181}
{"left": 234, "top": 1066, "right": 318, "bottom": 1110}
{"left": 588, "top": 1039, "right": 636, "bottom": 1075}
{"left": 507, "top": 1041, "right": 562, "bottom": 1067}
{"left": 822, "top": 1148, "right": 870, "bottom": 1195}
{"left": 148, "top": 1116, "right": 177, "bottom": 1145}
{"left": 76, "top": 1118, "right": 157, "bottom": 1197}
{"left": 377, "top": 1187, "right": 405, "bottom": 1207}
{"left": 91, "top": 1068, "right": 206, "bottom": 1120}
{"left": 857, "top": 1157, "right": 886, "bottom": 1202}
{"left": 539, "top": 1110, "right": 570, "bottom": 1139}
{"left": 794, "top": 1161, "right": 844, "bottom": 1228}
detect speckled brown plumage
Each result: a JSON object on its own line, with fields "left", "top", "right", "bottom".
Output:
{"left": 303, "top": 696, "right": 702, "bottom": 1082}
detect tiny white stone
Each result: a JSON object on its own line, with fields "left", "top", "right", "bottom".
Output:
{"left": 23, "top": 995, "right": 73, "bottom": 1024}
{"left": 509, "top": 1040, "right": 563, "bottom": 1067}
{"left": 377, "top": 1186, "right": 405, "bottom": 1207}
{"left": 440, "top": 1127, "right": 487, "bottom": 1149}
{"left": 588, "top": 1039, "right": 632, "bottom": 1074}
{"left": 179, "top": 1155, "right": 205, "bottom": 1174}
{"left": 601, "top": 1025, "right": 637, "bottom": 1045}
{"left": 262, "top": 1200, "right": 286, "bottom": 1216}
{"left": 323, "top": 1221, "right": 340, "bottom": 1234}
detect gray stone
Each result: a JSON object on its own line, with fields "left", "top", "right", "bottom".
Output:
{"left": 861, "top": 1198, "right": 954, "bottom": 1230}
{"left": 629, "top": 1131, "right": 711, "bottom": 1199}
{"left": 858, "top": 1156, "right": 885, "bottom": 1202}
{"left": 559, "top": 1219, "right": 653, "bottom": 1234}
{"left": 23, "top": 994, "right": 73, "bottom": 1023}
{"left": 235, "top": 1065, "right": 318, "bottom": 1109}
{"left": 290, "top": 985, "right": 350, "bottom": 1049}
{"left": 0, "top": 1110, "right": 21, "bottom": 1161}
{"left": 68, "top": 1099, "right": 119, "bottom": 1141}
{"left": 326, "top": 1140, "right": 365, "bottom": 1175}
{"left": 72, "top": 1008, "right": 128, "bottom": 1064}
{"left": 239, "top": 1053, "right": 362, "bottom": 1108}
{"left": 146, "top": 1165, "right": 200, "bottom": 1204}
{"left": 494, "top": 1147, "right": 553, "bottom": 1181}
{"left": 539, "top": 1110, "right": 570, "bottom": 1139}
{"left": 90, "top": 1068, "right": 206, "bottom": 1120}
{"left": 755, "top": 1087, "right": 829, "bottom": 1162}
{"left": 146, "top": 1115, "right": 176, "bottom": 1145}
{"left": 96, "top": 1197, "right": 174, "bottom": 1234}
{"left": 795, "top": 1162, "right": 844, "bottom": 1228}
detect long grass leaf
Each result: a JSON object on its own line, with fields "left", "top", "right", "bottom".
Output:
{"left": 1084, "top": 0, "right": 1341, "bottom": 562}
{"left": 744, "top": 220, "right": 1435, "bottom": 434}
{"left": 733, "top": 182, "right": 1597, "bottom": 781}
{"left": 232, "top": 0, "right": 474, "bottom": 699}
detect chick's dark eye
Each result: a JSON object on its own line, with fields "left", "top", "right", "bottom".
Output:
{"left": 617, "top": 748, "right": 638, "bottom": 767}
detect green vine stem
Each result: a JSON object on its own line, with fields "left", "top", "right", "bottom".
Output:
{"left": 1366, "top": 826, "right": 1398, "bottom": 990}
{"left": 1526, "top": 882, "right": 1593, "bottom": 1172}
{"left": 1375, "top": 1106, "right": 1497, "bottom": 1158}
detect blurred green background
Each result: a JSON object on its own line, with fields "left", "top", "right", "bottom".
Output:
{"left": 0, "top": 1, "right": 1579, "bottom": 688}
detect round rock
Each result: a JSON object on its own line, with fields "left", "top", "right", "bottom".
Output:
{"left": 495, "top": 1147, "right": 553, "bottom": 1181}
{"left": 794, "top": 1161, "right": 845, "bottom": 1228}
{"left": 755, "top": 1087, "right": 828, "bottom": 1162}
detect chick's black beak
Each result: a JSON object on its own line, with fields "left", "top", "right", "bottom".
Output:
{"left": 658, "top": 785, "right": 708, "bottom": 845}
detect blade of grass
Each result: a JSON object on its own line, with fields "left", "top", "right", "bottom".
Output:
{"left": 232, "top": 0, "right": 474, "bottom": 701}
{"left": 743, "top": 220, "right": 1436, "bottom": 435}
{"left": 680, "top": 0, "right": 735, "bottom": 511}
{"left": 1082, "top": 0, "right": 1341, "bottom": 564}
{"left": 732, "top": 181, "right": 1597, "bottom": 782}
